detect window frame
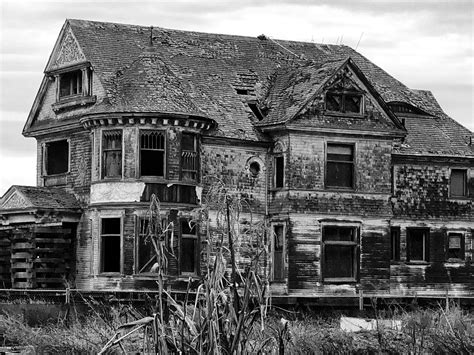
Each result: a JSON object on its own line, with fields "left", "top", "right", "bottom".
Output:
{"left": 325, "top": 91, "right": 364, "bottom": 115}
{"left": 42, "top": 138, "right": 70, "bottom": 176}
{"left": 274, "top": 155, "right": 285, "bottom": 189}
{"left": 446, "top": 232, "right": 465, "bottom": 261}
{"left": 179, "top": 219, "right": 199, "bottom": 276}
{"left": 325, "top": 142, "right": 355, "bottom": 190}
{"left": 449, "top": 168, "right": 468, "bottom": 198}
{"left": 101, "top": 129, "right": 123, "bottom": 180}
{"left": 406, "top": 227, "right": 430, "bottom": 263}
{"left": 139, "top": 129, "right": 166, "bottom": 178}
{"left": 390, "top": 227, "right": 401, "bottom": 262}
{"left": 99, "top": 217, "right": 123, "bottom": 274}
{"left": 180, "top": 132, "right": 199, "bottom": 181}
{"left": 321, "top": 224, "right": 360, "bottom": 283}
{"left": 271, "top": 223, "right": 286, "bottom": 282}
{"left": 59, "top": 69, "right": 83, "bottom": 99}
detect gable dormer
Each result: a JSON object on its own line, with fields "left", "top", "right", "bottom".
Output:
{"left": 324, "top": 67, "right": 365, "bottom": 116}
{"left": 45, "top": 25, "right": 96, "bottom": 112}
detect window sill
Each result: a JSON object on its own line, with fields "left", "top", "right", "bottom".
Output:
{"left": 324, "top": 187, "right": 355, "bottom": 192}
{"left": 405, "top": 261, "right": 429, "bottom": 265}
{"left": 323, "top": 277, "right": 357, "bottom": 284}
{"left": 98, "top": 272, "right": 122, "bottom": 277}
{"left": 445, "top": 259, "right": 466, "bottom": 264}
{"left": 52, "top": 95, "right": 96, "bottom": 112}
{"left": 448, "top": 196, "right": 471, "bottom": 202}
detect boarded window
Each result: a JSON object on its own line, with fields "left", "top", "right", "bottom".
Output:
{"left": 326, "top": 93, "right": 362, "bottom": 114}
{"left": 180, "top": 220, "right": 198, "bottom": 274}
{"left": 447, "top": 233, "right": 465, "bottom": 260}
{"left": 181, "top": 133, "right": 198, "bottom": 181}
{"left": 450, "top": 169, "right": 467, "bottom": 197}
{"left": 272, "top": 225, "right": 285, "bottom": 281}
{"left": 45, "top": 140, "right": 69, "bottom": 175}
{"left": 59, "top": 70, "right": 82, "bottom": 98}
{"left": 275, "top": 156, "right": 284, "bottom": 188}
{"left": 102, "top": 130, "right": 122, "bottom": 178}
{"left": 407, "top": 228, "right": 429, "bottom": 262}
{"left": 101, "top": 218, "right": 121, "bottom": 273}
{"left": 140, "top": 130, "right": 165, "bottom": 177}
{"left": 390, "top": 227, "right": 400, "bottom": 261}
{"left": 326, "top": 144, "right": 354, "bottom": 188}
{"left": 322, "top": 226, "right": 358, "bottom": 281}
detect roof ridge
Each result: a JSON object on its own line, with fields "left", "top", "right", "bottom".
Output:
{"left": 67, "top": 18, "right": 346, "bottom": 48}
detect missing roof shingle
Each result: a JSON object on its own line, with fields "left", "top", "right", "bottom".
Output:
{"left": 236, "top": 89, "right": 249, "bottom": 95}
{"left": 248, "top": 103, "right": 263, "bottom": 121}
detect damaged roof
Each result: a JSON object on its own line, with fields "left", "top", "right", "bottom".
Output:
{"left": 0, "top": 186, "right": 81, "bottom": 211}
{"left": 28, "top": 19, "right": 472, "bottom": 156}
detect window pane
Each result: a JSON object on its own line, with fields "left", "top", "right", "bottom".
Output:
{"left": 450, "top": 170, "right": 466, "bottom": 197}
{"left": 138, "top": 235, "right": 156, "bottom": 272}
{"left": 46, "top": 140, "right": 69, "bottom": 175}
{"left": 344, "top": 95, "right": 361, "bottom": 113}
{"left": 408, "top": 229, "right": 427, "bottom": 261}
{"left": 323, "top": 226, "right": 355, "bottom": 242}
{"left": 182, "top": 220, "right": 196, "bottom": 235}
{"left": 103, "top": 131, "right": 122, "bottom": 149}
{"left": 181, "top": 238, "right": 196, "bottom": 273}
{"left": 448, "top": 233, "right": 463, "bottom": 259}
{"left": 101, "top": 236, "right": 121, "bottom": 272}
{"left": 104, "top": 151, "right": 122, "bottom": 177}
{"left": 390, "top": 228, "right": 400, "bottom": 261}
{"left": 275, "top": 156, "right": 284, "bottom": 188}
{"left": 141, "top": 150, "right": 164, "bottom": 176}
{"left": 102, "top": 218, "right": 121, "bottom": 235}
{"left": 182, "top": 133, "right": 195, "bottom": 151}
{"left": 326, "top": 93, "right": 342, "bottom": 111}
{"left": 324, "top": 245, "right": 353, "bottom": 278}
{"left": 59, "top": 70, "right": 82, "bottom": 98}
{"left": 327, "top": 162, "right": 353, "bottom": 187}
{"left": 327, "top": 144, "right": 353, "bottom": 161}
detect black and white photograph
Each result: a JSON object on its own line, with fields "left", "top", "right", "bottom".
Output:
{"left": 0, "top": 0, "right": 473, "bottom": 353}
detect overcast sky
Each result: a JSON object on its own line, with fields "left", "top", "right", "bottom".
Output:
{"left": 0, "top": 0, "right": 473, "bottom": 195}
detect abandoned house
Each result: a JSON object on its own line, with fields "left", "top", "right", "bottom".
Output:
{"left": 0, "top": 19, "right": 472, "bottom": 300}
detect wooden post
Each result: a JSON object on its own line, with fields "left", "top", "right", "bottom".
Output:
{"left": 359, "top": 290, "right": 364, "bottom": 311}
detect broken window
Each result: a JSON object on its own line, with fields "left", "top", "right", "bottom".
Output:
{"left": 326, "top": 143, "right": 354, "bottom": 188}
{"left": 44, "top": 140, "right": 69, "bottom": 175}
{"left": 446, "top": 233, "right": 465, "bottom": 260}
{"left": 272, "top": 225, "right": 285, "bottom": 281}
{"left": 322, "top": 226, "right": 359, "bottom": 281}
{"left": 140, "top": 130, "right": 165, "bottom": 177}
{"left": 274, "top": 156, "right": 284, "bottom": 188}
{"left": 326, "top": 92, "right": 362, "bottom": 114}
{"left": 407, "top": 228, "right": 429, "bottom": 262}
{"left": 390, "top": 227, "right": 400, "bottom": 261}
{"left": 102, "top": 130, "right": 122, "bottom": 178}
{"left": 450, "top": 169, "right": 467, "bottom": 198}
{"left": 180, "top": 220, "right": 198, "bottom": 274}
{"left": 59, "top": 70, "right": 82, "bottom": 98}
{"left": 100, "top": 218, "right": 121, "bottom": 273}
{"left": 181, "top": 133, "right": 198, "bottom": 181}
{"left": 136, "top": 218, "right": 167, "bottom": 273}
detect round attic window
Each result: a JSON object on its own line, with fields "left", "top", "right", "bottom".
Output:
{"left": 249, "top": 162, "right": 261, "bottom": 177}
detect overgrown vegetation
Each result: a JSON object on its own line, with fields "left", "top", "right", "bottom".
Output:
{"left": 0, "top": 183, "right": 473, "bottom": 353}
{"left": 0, "top": 303, "right": 473, "bottom": 354}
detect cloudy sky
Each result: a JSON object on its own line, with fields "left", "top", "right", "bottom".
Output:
{"left": 0, "top": 0, "right": 472, "bottom": 195}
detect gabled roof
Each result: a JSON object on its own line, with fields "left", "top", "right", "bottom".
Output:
{"left": 0, "top": 186, "right": 81, "bottom": 212}
{"left": 257, "top": 57, "right": 405, "bottom": 133}
{"left": 24, "top": 19, "right": 472, "bottom": 156}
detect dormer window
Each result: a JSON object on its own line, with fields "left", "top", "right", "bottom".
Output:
{"left": 326, "top": 92, "right": 363, "bottom": 114}
{"left": 51, "top": 65, "right": 96, "bottom": 111}
{"left": 59, "top": 70, "right": 82, "bottom": 98}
